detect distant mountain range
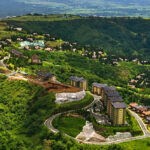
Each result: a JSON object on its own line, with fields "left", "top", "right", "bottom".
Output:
{"left": 0, "top": 0, "right": 150, "bottom": 18}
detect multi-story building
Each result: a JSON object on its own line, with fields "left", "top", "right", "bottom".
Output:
{"left": 107, "top": 96, "right": 123, "bottom": 116}
{"left": 101, "top": 86, "right": 119, "bottom": 106}
{"left": 92, "top": 83, "right": 107, "bottom": 96}
{"left": 94, "top": 84, "right": 126, "bottom": 126}
{"left": 70, "top": 76, "right": 87, "bottom": 90}
{"left": 110, "top": 102, "right": 126, "bottom": 125}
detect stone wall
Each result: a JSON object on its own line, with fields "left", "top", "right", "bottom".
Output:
{"left": 55, "top": 90, "right": 86, "bottom": 104}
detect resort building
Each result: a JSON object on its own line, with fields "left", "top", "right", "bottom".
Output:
{"left": 107, "top": 96, "right": 123, "bottom": 116}
{"left": 110, "top": 102, "right": 126, "bottom": 125}
{"left": 37, "top": 71, "right": 56, "bottom": 82}
{"left": 101, "top": 86, "right": 119, "bottom": 106}
{"left": 70, "top": 76, "right": 87, "bottom": 90}
{"left": 92, "top": 83, "right": 107, "bottom": 96}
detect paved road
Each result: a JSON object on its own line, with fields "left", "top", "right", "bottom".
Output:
{"left": 45, "top": 94, "right": 150, "bottom": 145}
{"left": 128, "top": 109, "right": 150, "bottom": 136}
{"left": 44, "top": 94, "right": 99, "bottom": 133}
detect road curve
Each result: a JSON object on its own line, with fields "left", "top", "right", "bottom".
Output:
{"left": 44, "top": 94, "right": 150, "bottom": 145}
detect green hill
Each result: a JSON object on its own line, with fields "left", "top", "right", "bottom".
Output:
{"left": 5, "top": 15, "right": 150, "bottom": 59}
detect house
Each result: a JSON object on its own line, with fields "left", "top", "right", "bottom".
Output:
{"left": 129, "top": 102, "right": 138, "bottom": 110}
{"left": 107, "top": 96, "right": 123, "bottom": 116}
{"left": 37, "top": 71, "right": 56, "bottom": 82}
{"left": 146, "top": 117, "right": 150, "bottom": 124}
{"left": 92, "top": 83, "right": 107, "bottom": 96}
{"left": 111, "top": 102, "right": 126, "bottom": 125}
{"left": 5, "top": 39, "right": 12, "bottom": 44}
{"left": 10, "top": 50, "right": 23, "bottom": 57}
{"left": 27, "top": 38, "right": 34, "bottom": 42}
{"left": 31, "top": 54, "right": 41, "bottom": 64}
{"left": 24, "top": 46, "right": 30, "bottom": 50}
{"left": 70, "top": 76, "right": 87, "bottom": 90}
{"left": 14, "top": 27, "right": 22, "bottom": 31}
{"left": 142, "top": 111, "right": 150, "bottom": 118}
{"left": 17, "top": 38, "right": 23, "bottom": 41}
{"left": 138, "top": 106, "right": 147, "bottom": 113}
{"left": 45, "top": 47, "right": 53, "bottom": 52}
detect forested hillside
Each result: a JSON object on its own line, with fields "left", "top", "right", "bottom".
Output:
{"left": 6, "top": 15, "right": 150, "bottom": 59}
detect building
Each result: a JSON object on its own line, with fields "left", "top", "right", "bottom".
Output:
{"left": 92, "top": 83, "right": 107, "bottom": 95}
{"left": 70, "top": 76, "right": 87, "bottom": 90}
{"left": 37, "top": 71, "right": 56, "bottom": 82}
{"left": 146, "top": 117, "right": 150, "bottom": 124}
{"left": 107, "top": 96, "right": 123, "bottom": 116}
{"left": 111, "top": 102, "right": 126, "bottom": 125}
{"left": 31, "top": 54, "right": 41, "bottom": 64}
{"left": 129, "top": 102, "right": 138, "bottom": 110}
{"left": 10, "top": 49, "right": 23, "bottom": 57}
{"left": 101, "top": 86, "right": 119, "bottom": 106}
{"left": 142, "top": 111, "right": 150, "bottom": 118}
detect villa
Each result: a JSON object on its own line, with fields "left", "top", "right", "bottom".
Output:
{"left": 37, "top": 71, "right": 56, "bottom": 82}
{"left": 31, "top": 54, "right": 41, "bottom": 64}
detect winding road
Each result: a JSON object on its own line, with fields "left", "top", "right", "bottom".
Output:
{"left": 44, "top": 94, "right": 150, "bottom": 145}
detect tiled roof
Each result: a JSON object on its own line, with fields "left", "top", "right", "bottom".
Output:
{"left": 103, "top": 86, "right": 116, "bottom": 91}
{"left": 108, "top": 96, "right": 123, "bottom": 102}
{"left": 92, "top": 83, "right": 107, "bottom": 88}
{"left": 37, "top": 71, "right": 54, "bottom": 78}
{"left": 105, "top": 91, "right": 120, "bottom": 97}
{"left": 11, "top": 49, "right": 23, "bottom": 55}
{"left": 70, "top": 76, "right": 86, "bottom": 82}
{"left": 129, "top": 102, "right": 138, "bottom": 107}
{"left": 111, "top": 102, "right": 126, "bottom": 109}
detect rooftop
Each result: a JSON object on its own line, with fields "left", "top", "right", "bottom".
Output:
{"left": 11, "top": 49, "right": 23, "bottom": 56}
{"left": 70, "top": 76, "right": 86, "bottom": 82}
{"left": 37, "top": 71, "right": 54, "bottom": 78}
{"left": 142, "top": 111, "right": 150, "bottom": 116}
{"left": 106, "top": 90, "right": 120, "bottom": 97}
{"left": 108, "top": 96, "right": 123, "bottom": 102}
{"left": 112, "top": 102, "right": 126, "bottom": 109}
{"left": 92, "top": 83, "right": 107, "bottom": 88}
{"left": 129, "top": 102, "right": 138, "bottom": 107}
{"left": 103, "top": 86, "right": 116, "bottom": 92}
{"left": 146, "top": 117, "right": 150, "bottom": 121}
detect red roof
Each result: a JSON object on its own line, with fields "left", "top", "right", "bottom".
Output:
{"left": 129, "top": 102, "right": 138, "bottom": 108}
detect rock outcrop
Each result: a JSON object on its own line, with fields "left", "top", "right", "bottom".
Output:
{"left": 76, "top": 121, "right": 106, "bottom": 143}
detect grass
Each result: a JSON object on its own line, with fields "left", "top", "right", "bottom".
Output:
{"left": 53, "top": 115, "right": 85, "bottom": 137}
{"left": 118, "top": 137, "right": 150, "bottom": 150}
{"left": 5, "top": 14, "right": 81, "bottom": 22}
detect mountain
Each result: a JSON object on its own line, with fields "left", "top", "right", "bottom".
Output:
{"left": 0, "top": 0, "right": 150, "bottom": 18}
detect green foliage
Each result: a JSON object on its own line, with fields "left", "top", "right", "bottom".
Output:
{"left": 54, "top": 92, "right": 94, "bottom": 114}
{"left": 6, "top": 16, "right": 150, "bottom": 59}
{"left": 53, "top": 115, "right": 86, "bottom": 137}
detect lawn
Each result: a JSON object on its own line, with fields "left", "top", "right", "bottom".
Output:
{"left": 53, "top": 115, "right": 86, "bottom": 137}
{"left": 119, "top": 137, "right": 150, "bottom": 150}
